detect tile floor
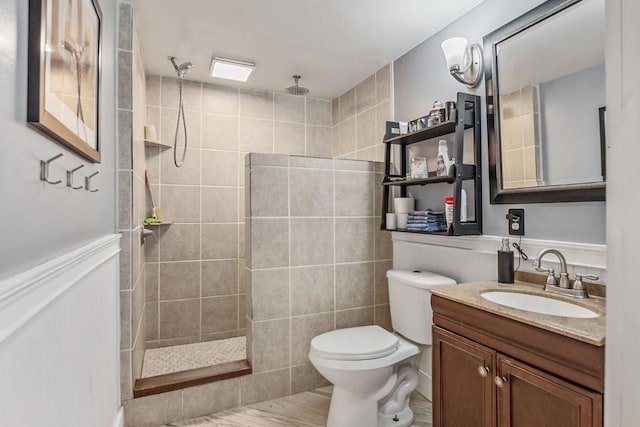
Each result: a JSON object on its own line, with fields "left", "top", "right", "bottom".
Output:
{"left": 142, "top": 337, "right": 246, "bottom": 378}
{"left": 165, "top": 386, "right": 433, "bottom": 426}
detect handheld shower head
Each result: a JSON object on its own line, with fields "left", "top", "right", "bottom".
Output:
{"left": 168, "top": 56, "right": 193, "bottom": 78}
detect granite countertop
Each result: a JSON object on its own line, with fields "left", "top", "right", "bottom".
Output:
{"left": 431, "top": 281, "right": 606, "bottom": 346}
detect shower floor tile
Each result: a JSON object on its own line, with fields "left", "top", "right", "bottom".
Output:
{"left": 141, "top": 336, "right": 246, "bottom": 378}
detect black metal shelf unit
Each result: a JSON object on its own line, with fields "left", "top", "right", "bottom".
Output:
{"left": 381, "top": 92, "right": 482, "bottom": 236}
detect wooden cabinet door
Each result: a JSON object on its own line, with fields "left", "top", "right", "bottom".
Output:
{"left": 496, "top": 355, "right": 603, "bottom": 427}
{"left": 433, "top": 326, "right": 496, "bottom": 427}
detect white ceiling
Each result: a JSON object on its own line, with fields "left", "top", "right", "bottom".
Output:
{"left": 132, "top": 0, "right": 486, "bottom": 100}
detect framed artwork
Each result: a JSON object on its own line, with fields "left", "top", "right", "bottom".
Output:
{"left": 27, "top": 0, "right": 102, "bottom": 163}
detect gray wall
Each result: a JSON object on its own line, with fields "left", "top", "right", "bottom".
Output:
{"left": 540, "top": 63, "right": 605, "bottom": 185}
{"left": 393, "top": 0, "right": 606, "bottom": 244}
{"left": 0, "top": 0, "right": 117, "bottom": 279}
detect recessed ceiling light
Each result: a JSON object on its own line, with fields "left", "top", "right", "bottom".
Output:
{"left": 210, "top": 57, "right": 255, "bottom": 82}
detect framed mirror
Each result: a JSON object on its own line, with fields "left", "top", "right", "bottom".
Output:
{"left": 484, "top": 0, "right": 605, "bottom": 204}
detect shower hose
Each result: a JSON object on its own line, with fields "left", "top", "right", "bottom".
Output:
{"left": 173, "top": 76, "right": 188, "bottom": 168}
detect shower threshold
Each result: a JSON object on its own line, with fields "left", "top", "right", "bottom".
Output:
{"left": 134, "top": 337, "right": 251, "bottom": 398}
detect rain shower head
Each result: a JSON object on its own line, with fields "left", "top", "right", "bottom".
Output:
{"left": 168, "top": 56, "right": 193, "bottom": 78}
{"left": 284, "top": 75, "right": 309, "bottom": 96}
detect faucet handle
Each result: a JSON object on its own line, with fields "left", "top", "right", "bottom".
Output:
{"left": 534, "top": 265, "right": 556, "bottom": 286}
{"left": 575, "top": 272, "right": 599, "bottom": 281}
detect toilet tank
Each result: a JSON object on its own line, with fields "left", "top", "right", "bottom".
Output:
{"left": 387, "top": 269, "right": 456, "bottom": 345}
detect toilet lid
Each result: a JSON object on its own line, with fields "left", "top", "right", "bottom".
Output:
{"left": 310, "top": 326, "right": 399, "bottom": 361}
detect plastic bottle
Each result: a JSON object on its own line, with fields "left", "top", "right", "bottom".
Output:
{"left": 445, "top": 196, "right": 454, "bottom": 227}
{"left": 436, "top": 140, "right": 450, "bottom": 177}
{"left": 460, "top": 189, "right": 467, "bottom": 222}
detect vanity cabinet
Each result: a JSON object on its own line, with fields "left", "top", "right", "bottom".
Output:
{"left": 432, "top": 295, "right": 604, "bottom": 427}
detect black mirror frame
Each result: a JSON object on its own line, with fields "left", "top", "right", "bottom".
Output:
{"left": 483, "top": 0, "right": 606, "bottom": 204}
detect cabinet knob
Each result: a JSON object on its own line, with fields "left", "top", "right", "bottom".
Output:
{"left": 494, "top": 376, "right": 508, "bottom": 388}
{"left": 477, "top": 366, "right": 490, "bottom": 377}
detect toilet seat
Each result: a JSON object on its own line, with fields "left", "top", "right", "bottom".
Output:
{"left": 310, "top": 326, "right": 399, "bottom": 361}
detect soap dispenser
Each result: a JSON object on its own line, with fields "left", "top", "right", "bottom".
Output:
{"left": 497, "top": 238, "right": 514, "bottom": 284}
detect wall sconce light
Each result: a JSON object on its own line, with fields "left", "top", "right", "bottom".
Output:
{"left": 441, "top": 37, "right": 483, "bottom": 88}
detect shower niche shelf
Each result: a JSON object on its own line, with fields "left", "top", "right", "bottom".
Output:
{"left": 144, "top": 221, "right": 173, "bottom": 227}
{"left": 144, "top": 139, "right": 172, "bottom": 148}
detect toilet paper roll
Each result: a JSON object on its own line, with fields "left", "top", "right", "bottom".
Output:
{"left": 144, "top": 125, "right": 157, "bottom": 142}
{"left": 394, "top": 197, "right": 415, "bottom": 214}
{"left": 386, "top": 213, "right": 397, "bottom": 230}
{"left": 397, "top": 213, "right": 409, "bottom": 229}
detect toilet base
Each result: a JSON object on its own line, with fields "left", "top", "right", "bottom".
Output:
{"left": 379, "top": 407, "right": 414, "bottom": 427}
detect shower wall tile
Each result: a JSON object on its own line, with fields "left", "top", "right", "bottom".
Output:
{"left": 160, "top": 185, "right": 201, "bottom": 223}
{"left": 251, "top": 318, "right": 290, "bottom": 372}
{"left": 306, "top": 98, "right": 332, "bottom": 127}
{"left": 145, "top": 75, "right": 161, "bottom": 106}
{"left": 118, "top": 109, "right": 132, "bottom": 169}
{"left": 306, "top": 126, "right": 332, "bottom": 158}
{"left": 290, "top": 218, "right": 334, "bottom": 266}
{"left": 290, "top": 313, "right": 334, "bottom": 365}
{"left": 274, "top": 122, "right": 305, "bottom": 155}
{"left": 335, "top": 171, "right": 374, "bottom": 216}
{"left": 335, "top": 218, "right": 374, "bottom": 263}
{"left": 202, "top": 259, "right": 238, "bottom": 297}
{"left": 356, "top": 107, "right": 377, "bottom": 150}
{"left": 118, "top": 2, "right": 132, "bottom": 50}
{"left": 202, "top": 150, "right": 238, "bottom": 186}
{"left": 161, "top": 79, "right": 202, "bottom": 112}
{"left": 202, "top": 83, "right": 239, "bottom": 115}
{"left": 160, "top": 148, "right": 201, "bottom": 185}
{"left": 160, "top": 109, "right": 202, "bottom": 148}
{"left": 249, "top": 166, "right": 289, "bottom": 217}
{"left": 248, "top": 219, "right": 289, "bottom": 268}
{"left": 289, "top": 169, "right": 333, "bottom": 217}
{"left": 145, "top": 262, "right": 159, "bottom": 302}
{"left": 118, "top": 51, "right": 132, "bottom": 110}
{"left": 238, "top": 118, "right": 274, "bottom": 154}
{"left": 202, "top": 187, "right": 238, "bottom": 223}
{"left": 202, "top": 295, "right": 239, "bottom": 333}
{"left": 356, "top": 74, "right": 376, "bottom": 113}
{"left": 159, "top": 261, "right": 200, "bottom": 300}
{"left": 275, "top": 94, "right": 305, "bottom": 123}
{"left": 202, "top": 114, "right": 238, "bottom": 150}
{"left": 239, "top": 89, "right": 274, "bottom": 119}
{"left": 339, "top": 88, "right": 356, "bottom": 122}
{"left": 159, "top": 299, "right": 200, "bottom": 340}
{"left": 159, "top": 224, "right": 200, "bottom": 261}
{"left": 376, "top": 64, "right": 391, "bottom": 103}
{"left": 120, "top": 291, "right": 132, "bottom": 349}
{"left": 201, "top": 223, "right": 238, "bottom": 260}
{"left": 250, "top": 268, "right": 289, "bottom": 321}
{"left": 145, "top": 302, "right": 158, "bottom": 341}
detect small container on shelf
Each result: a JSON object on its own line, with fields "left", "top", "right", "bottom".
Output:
{"left": 410, "top": 157, "right": 428, "bottom": 179}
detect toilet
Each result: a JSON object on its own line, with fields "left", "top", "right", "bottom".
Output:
{"left": 309, "top": 269, "right": 456, "bottom": 427}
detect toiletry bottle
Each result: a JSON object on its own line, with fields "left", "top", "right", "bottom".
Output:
{"left": 460, "top": 189, "right": 467, "bottom": 222}
{"left": 497, "top": 238, "right": 515, "bottom": 284}
{"left": 436, "top": 140, "right": 450, "bottom": 176}
{"left": 445, "top": 196, "right": 454, "bottom": 227}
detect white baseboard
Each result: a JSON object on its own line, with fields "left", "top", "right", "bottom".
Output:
{"left": 416, "top": 369, "right": 432, "bottom": 402}
{"left": 114, "top": 407, "right": 124, "bottom": 427}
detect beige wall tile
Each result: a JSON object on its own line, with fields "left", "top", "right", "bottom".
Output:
{"left": 502, "top": 149, "right": 525, "bottom": 183}
{"left": 202, "top": 295, "right": 239, "bottom": 333}
{"left": 202, "top": 83, "right": 238, "bottom": 115}
{"left": 249, "top": 219, "right": 289, "bottom": 268}
{"left": 522, "top": 112, "right": 539, "bottom": 149}
{"left": 374, "top": 304, "right": 392, "bottom": 332}
{"left": 202, "top": 150, "right": 238, "bottom": 186}
{"left": 202, "top": 114, "right": 238, "bottom": 150}
{"left": 335, "top": 171, "right": 374, "bottom": 216}
{"left": 160, "top": 148, "right": 201, "bottom": 185}
{"left": 252, "top": 319, "right": 290, "bottom": 372}
{"left": 160, "top": 108, "right": 202, "bottom": 148}
{"left": 160, "top": 224, "right": 200, "bottom": 261}
{"left": 251, "top": 268, "right": 289, "bottom": 321}
{"left": 291, "top": 363, "right": 330, "bottom": 394}
{"left": 335, "top": 218, "right": 374, "bottom": 262}
{"left": 275, "top": 93, "right": 305, "bottom": 123}
{"left": 356, "top": 107, "right": 377, "bottom": 150}
{"left": 202, "top": 259, "right": 238, "bottom": 297}
{"left": 159, "top": 299, "right": 199, "bottom": 339}
{"left": 523, "top": 146, "right": 539, "bottom": 181}
{"left": 275, "top": 122, "right": 305, "bottom": 155}
{"left": 374, "top": 260, "right": 392, "bottom": 305}
{"left": 290, "top": 313, "right": 334, "bottom": 365}
{"left": 338, "top": 117, "right": 356, "bottom": 156}
{"left": 291, "top": 266, "right": 334, "bottom": 316}
{"left": 120, "top": 291, "right": 131, "bottom": 350}
{"left": 160, "top": 185, "right": 200, "bottom": 223}
{"left": 145, "top": 302, "right": 158, "bottom": 341}
{"left": 240, "top": 89, "right": 274, "bottom": 119}
{"left": 305, "top": 126, "right": 332, "bottom": 158}
{"left": 500, "top": 90, "right": 522, "bottom": 119}
{"left": 375, "top": 101, "right": 391, "bottom": 144}
{"left": 306, "top": 98, "right": 332, "bottom": 126}
{"left": 375, "top": 227, "right": 393, "bottom": 260}
{"left": 145, "top": 75, "right": 161, "bottom": 106}
{"left": 290, "top": 218, "right": 334, "bottom": 266}
{"left": 161, "top": 78, "right": 202, "bottom": 112}
{"left": 159, "top": 261, "right": 200, "bottom": 300}
{"left": 500, "top": 116, "right": 523, "bottom": 151}
{"left": 202, "top": 187, "right": 238, "bottom": 223}
{"left": 289, "top": 168, "right": 333, "bottom": 217}
{"left": 238, "top": 118, "right": 274, "bottom": 153}
{"left": 240, "top": 368, "right": 290, "bottom": 406}
{"left": 339, "top": 88, "right": 356, "bottom": 122}
{"left": 250, "top": 167, "right": 289, "bottom": 217}
{"left": 123, "top": 389, "right": 183, "bottom": 427}
{"left": 331, "top": 97, "right": 339, "bottom": 126}
{"left": 376, "top": 64, "right": 391, "bottom": 103}
{"left": 120, "top": 350, "right": 133, "bottom": 400}
{"left": 182, "top": 378, "right": 240, "bottom": 419}
{"left": 144, "top": 144, "right": 160, "bottom": 185}
{"left": 145, "top": 262, "right": 159, "bottom": 302}
{"left": 336, "top": 262, "right": 374, "bottom": 309}
{"left": 356, "top": 74, "right": 376, "bottom": 113}
{"left": 201, "top": 224, "right": 239, "bottom": 260}
{"left": 118, "top": 171, "right": 132, "bottom": 230}
{"left": 336, "top": 306, "right": 374, "bottom": 329}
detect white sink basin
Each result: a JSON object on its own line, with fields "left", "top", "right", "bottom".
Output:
{"left": 480, "top": 291, "right": 599, "bottom": 318}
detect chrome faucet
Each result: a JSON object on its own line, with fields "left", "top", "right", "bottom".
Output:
{"left": 532, "top": 248, "right": 597, "bottom": 299}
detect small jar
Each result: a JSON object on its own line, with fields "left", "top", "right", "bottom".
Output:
{"left": 429, "top": 101, "right": 445, "bottom": 127}
{"left": 410, "top": 157, "right": 428, "bottom": 179}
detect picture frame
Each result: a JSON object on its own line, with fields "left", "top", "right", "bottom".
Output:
{"left": 27, "top": 0, "right": 103, "bottom": 163}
